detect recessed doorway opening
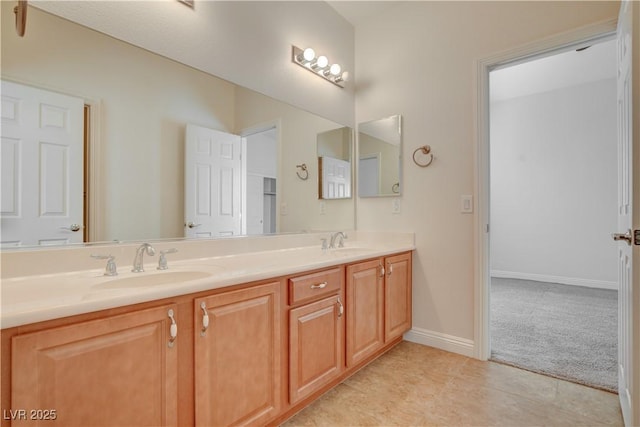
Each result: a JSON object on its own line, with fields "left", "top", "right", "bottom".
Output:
{"left": 487, "top": 38, "right": 618, "bottom": 391}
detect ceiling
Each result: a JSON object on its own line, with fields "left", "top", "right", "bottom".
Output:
{"left": 326, "top": 1, "right": 399, "bottom": 26}
{"left": 491, "top": 39, "right": 617, "bottom": 102}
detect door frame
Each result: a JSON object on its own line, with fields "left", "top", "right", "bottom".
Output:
{"left": 473, "top": 19, "right": 617, "bottom": 361}
{"left": 239, "top": 120, "right": 281, "bottom": 235}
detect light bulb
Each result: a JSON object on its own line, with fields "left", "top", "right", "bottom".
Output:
{"left": 329, "top": 64, "right": 341, "bottom": 76}
{"left": 316, "top": 55, "right": 329, "bottom": 69}
{"left": 302, "top": 48, "right": 315, "bottom": 62}
{"left": 334, "top": 71, "right": 349, "bottom": 84}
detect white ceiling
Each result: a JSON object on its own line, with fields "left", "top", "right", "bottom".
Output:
{"left": 490, "top": 39, "right": 617, "bottom": 102}
{"left": 326, "top": 1, "right": 399, "bottom": 26}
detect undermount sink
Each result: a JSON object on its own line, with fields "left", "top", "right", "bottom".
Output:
{"left": 329, "top": 247, "right": 376, "bottom": 257}
{"left": 93, "top": 271, "right": 212, "bottom": 290}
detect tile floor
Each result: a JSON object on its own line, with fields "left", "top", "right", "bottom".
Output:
{"left": 282, "top": 341, "right": 623, "bottom": 426}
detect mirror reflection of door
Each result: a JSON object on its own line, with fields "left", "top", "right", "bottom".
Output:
{"left": 1, "top": 80, "right": 85, "bottom": 247}
{"left": 357, "top": 115, "right": 402, "bottom": 197}
{"left": 184, "top": 124, "right": 242, "bottom": 238}
{"left": 358, "top": 154, "right": 380, "bottom": 197}
{"left": 317, "top": 127, "right": 353, "bottom": 200}
{"left": 244, "top": 128, "right": 277, "bottom": 235}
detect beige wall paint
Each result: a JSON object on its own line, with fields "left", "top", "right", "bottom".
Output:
{"left": 354, "top": 1, "right": 620, "bottom": 341}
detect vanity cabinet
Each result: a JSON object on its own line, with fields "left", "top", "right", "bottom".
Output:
{"left": 194, "top": 281, "right": 281, "bottom": 427}
{"left": 2, "top": 250, "right": 412, "bottom": 427}
{"left": 10, "top": 304, "right": 179, "bottom": 427}
{"left": 288, "top": 267, "right": 344, "bottom": 404}
{"left": 384, "top": 252, "right": 412, "bottom": 342}
{"left": 345, "top": 259, "right": 385, "bottom": 367}
{"left": 346, "top": 252, "right": 412, "bottom": 367}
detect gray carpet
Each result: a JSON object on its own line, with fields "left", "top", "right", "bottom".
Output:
{"left": 490, "top": 277, "right": 618, "bottom": 392}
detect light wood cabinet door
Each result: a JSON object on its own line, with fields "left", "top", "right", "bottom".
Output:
{"left": 195, "top": 281, "right": 281, "bottom": 427}
{"left": 346, "top": 259, "right": 384, "bottom": 367}
{"left": 289, "top": 295, "right": 344, "bottom": 404}
{"left": 11, "top": 304, "right": 179, "bottom": 427}
{"left": 385, "top": 252, "right": 412, "bottom": 342}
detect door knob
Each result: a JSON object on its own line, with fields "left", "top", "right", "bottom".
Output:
{"left": 60, "top": 224, "right": 83, "bottom": 232}
{"left": 612, "top": 230, "right": 632, "bottom": 245}
{"left": 185, "top": 221, "right": 202, "bottom": 229}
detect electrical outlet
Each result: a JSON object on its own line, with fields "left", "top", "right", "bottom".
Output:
{"left": 461, "top": 195, "right": 473, "bottom": 213}
{"left": 392, "top": 198, "right": 401, "bottom": 214}
{"left": 319, "top": 201, "right": 326, "bottom": 215}
{"left": 281, "top": 202, "right": 288, "bottom": 216}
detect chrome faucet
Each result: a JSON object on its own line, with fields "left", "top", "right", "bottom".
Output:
{"left": 132, "top": 243, "right": 155, "bottom": 273}
{"left": 329, "top": 231, "right": 347, "bottom": 249}
{"left": 91, "top": 254, "right": 118, "bottom": 276}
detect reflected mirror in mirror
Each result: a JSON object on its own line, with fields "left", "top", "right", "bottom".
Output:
{"left": 0, "top": 3, "right": 355, "bottom": 248}
{"left": 358, "top": 115, "right": 402, "bottom": 197}
{"left": 317, "top": 127, "right": 353, "bottom": 200}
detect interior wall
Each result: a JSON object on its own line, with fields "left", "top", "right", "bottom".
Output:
{"left": 354, "top": 1, "right": 620, "bottom": 343}
{"left": 32, "top": 0, "right": 355, "bottom": 127}
{"left": 490, "top": 78, "right": 618, "bottom": 289}
{"left": 246, "top": 131, "right": 277, "bottom": 178}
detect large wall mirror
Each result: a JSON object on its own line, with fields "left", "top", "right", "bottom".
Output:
{"left": 0, "top": 3, "right": 355, "bottom": 248}
{"left": 317, "top": 127, "right": 353, "bottom": 200}
{"left": 358, "top": 115, "right": 402, "bottom": 197}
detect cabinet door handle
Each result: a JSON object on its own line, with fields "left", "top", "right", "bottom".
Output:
{"left": 337, "top": 296, "right": 344, "bottom": 318}
{"left": 379, "top": 265, "right": 385, "bottom": 277}
{"left": 310, "top": 281, "right": 327, "bottom": 289}
{"left": 167, "top": 309, "right": 177, "bottom": 348}
{"left": 388, "top": 264, "right": 393, "bottom": 276}
{"left": 200, "top": 302, "right": 209, "bottom": 337}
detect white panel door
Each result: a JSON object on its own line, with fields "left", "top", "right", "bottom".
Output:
{"left": 614, "top": 1, "right": 635, "bottom": 424}
{"left": 320, "top": 156, "right": 351, "bottom": 199}
{"left": 185, "top": 124, "right": 241, "bottom": 238}
{"left": 1, "top": 80, "right": 84, "bottom": 247}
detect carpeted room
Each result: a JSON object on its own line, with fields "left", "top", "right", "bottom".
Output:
{"left": 488, "top": 39, "right": 618, "bottom": 392}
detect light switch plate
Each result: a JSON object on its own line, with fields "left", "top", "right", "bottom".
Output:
{"left": 392, "top": 198, "right": 401, "bottom": 214}
{"left": 281, "top": 202, "right": 288, "bottom": 215}
{"left": 461, "top": 195, "right": 473, "bottom": 213}
{"left": 319, "top": 201, "right": 326, "bottom": 215}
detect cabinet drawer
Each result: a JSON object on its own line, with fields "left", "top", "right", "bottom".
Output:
{"left": 289, "top": 267, "right": 342, "bottom": 305}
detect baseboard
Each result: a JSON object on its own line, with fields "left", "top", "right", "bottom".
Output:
{"left": 490, "top": 270, "right": 617, "bottom": 290}
{"left": 404, "top": 327, "right": 475, "bottom": 358}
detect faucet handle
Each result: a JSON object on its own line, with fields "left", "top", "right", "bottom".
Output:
{"left": 91, "top": 254, "right": 118, "bottom": 276}
{"left": 320, "top": 238, "right": 328, "bottom": 252}
{"left": 157, "top": 248, "right": 178, "bottom": 270}
{"left": 338, "top": 233, "right": 348, "bottom": 248}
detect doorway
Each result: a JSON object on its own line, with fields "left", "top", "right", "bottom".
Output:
{"left": 486, "top": 39, "right": 618, "bottom": 390}
{"left": 242, "top": 127, "right": 278, "bottom": 235}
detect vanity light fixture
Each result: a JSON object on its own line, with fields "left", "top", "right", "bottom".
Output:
{"left": 292, "top": 45, "right": 348, "bottom": 88}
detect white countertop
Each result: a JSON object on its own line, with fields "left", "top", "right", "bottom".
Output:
{"left": 1, "top": 232, "right": 414, "bottom": 329}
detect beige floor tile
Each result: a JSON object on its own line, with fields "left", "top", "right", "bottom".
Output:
{"left": 554, "top": 379, "right": 623, "bottom": 426}
{"left": 282, "top": 341, "right": 623, "bottom": 427}
{"left": 458, "top": 358, "right": 559, "bottom": 402}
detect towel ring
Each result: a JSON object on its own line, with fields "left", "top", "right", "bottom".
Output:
{"left": 392, "top": 183, "right": 400, "bottom": 193}
{"left": 413, "top": 145, "right": 434, "bottom": 168}
{"left": 296, "top": 163, "right": 309, "bottom": 180}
